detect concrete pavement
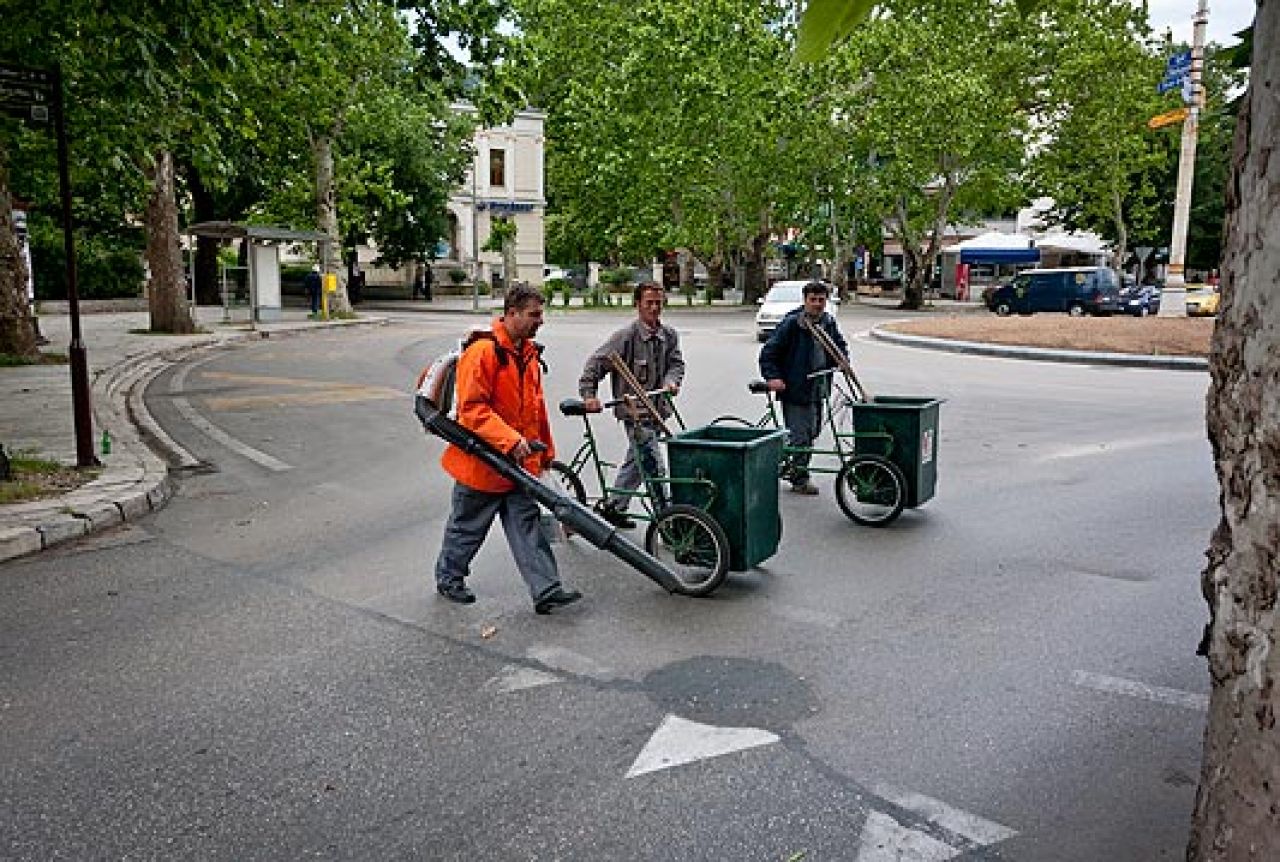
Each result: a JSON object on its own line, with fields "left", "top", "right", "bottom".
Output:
{"left": 0, "top": 306, "right": 386, "bottom": 563}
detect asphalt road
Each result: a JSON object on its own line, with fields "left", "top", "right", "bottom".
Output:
{"left": 1, "top": 306, "right": 1217, "bottom": 861}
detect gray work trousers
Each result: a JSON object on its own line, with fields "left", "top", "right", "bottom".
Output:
{"left": 434, "top": 482, "right": 560, "bottom": 601}
{"left": 607, "top": 422, "right": 666, "bottom": 511}
{"left": 781, "top": 401, "right": 822, "bottom": 484}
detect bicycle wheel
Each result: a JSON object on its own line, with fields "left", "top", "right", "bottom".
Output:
{"left": 546, "top": 460, "right": 587, "bottom": 505}
{"left": 644, "top": 504, "right": 730, "bottom": 597}
{"left": 835, "top": 455, "right": 907, "bottom": 527}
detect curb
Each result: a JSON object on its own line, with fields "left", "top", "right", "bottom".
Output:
{"left": 0, "top": 316, "right": 387, "bottom": 565}
{"left": 869, "top": 325, "right": 1209, "bottom": 371}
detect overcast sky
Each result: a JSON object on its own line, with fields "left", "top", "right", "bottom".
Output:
{"left": 1142, "top": 0, "right": 1254, "bottom": 45}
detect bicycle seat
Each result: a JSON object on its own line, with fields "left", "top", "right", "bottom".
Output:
{"left": 559, "top": 397, "right": 589, "bottom": 417}
{"left": 748, "top": 380, "right": 771, "bottom": 394}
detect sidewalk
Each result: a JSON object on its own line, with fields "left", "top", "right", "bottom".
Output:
{"left": 0, "top": 306, "right": 385, "bottom": 563}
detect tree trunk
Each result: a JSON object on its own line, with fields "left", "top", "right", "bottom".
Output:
{"left": 0, "top": 172, "right": 39, "bottom": 359}
{"left": 144, "top": 150, "right": 195, "bottom": 334}
{"left": 313, "top": 133, "right": 351, "bottom": 314}
{"left": 895, "top": 198, "right": 925, "bottom": 310}
{"left": 1187, "top": 5, "right": 1280, "bottom": 859}
{"left": 1111, "top": 185, "right": 1128, "bottom": 272}
{"left": 743, "top": 229, "right": 769, "bottom": 304}
{"left": 187, "top": 169, "right": 222, "bottom": 306}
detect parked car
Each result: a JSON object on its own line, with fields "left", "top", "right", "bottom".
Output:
{"left": 988, "top": 267, "right": 1122, "bottom": 317}
{"left": 1118, "top": 278, "right": 1161, "bottom": 316}
{"left": 1185, "top": 284, "right": 1220, "bottom": 317}
{"left": 755, "top": 280, "right": 839, "bottom": 342}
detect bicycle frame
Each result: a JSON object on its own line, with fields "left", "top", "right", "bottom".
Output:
{"left": 734, "top": 371, "right": 894, "bottom": 476}
{"left": 558, "top": 392, "right": 718, "bottom": 522}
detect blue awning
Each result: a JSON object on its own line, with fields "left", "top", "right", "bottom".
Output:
{"left": 959, "top": 248, "right": 1041, "bottom": 265}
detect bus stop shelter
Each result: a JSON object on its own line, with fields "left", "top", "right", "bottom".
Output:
{"left": 187, "top": 222, "right": 328, "bottom": 323}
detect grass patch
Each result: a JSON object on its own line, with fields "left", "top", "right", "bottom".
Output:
{"left": 127, "top": 327, "right": 210, "bottom": 336}
{"left": 0, "top": 452, "right": 100, "bottom": 503}
{"left": 0, "top": 351, "right": 69, "bottom": 366}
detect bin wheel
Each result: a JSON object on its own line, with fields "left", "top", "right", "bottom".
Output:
{"left": 644, "top": 504, "right": 730, "bottom": 597}
{"left": 835, "top": 455, "right": 907, "bottom": 527}
{"left": 547, "top": 460, "right": 587, "bottom": 505}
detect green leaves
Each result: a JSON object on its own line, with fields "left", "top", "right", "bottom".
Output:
{"left": 795, "top": 0, "right": 876, "bottom": 64}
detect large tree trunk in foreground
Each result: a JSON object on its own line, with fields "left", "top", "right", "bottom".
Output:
{"left": 144, "top": 150, "right": 195, "bottom": 334}
{"left": 1188, "top": 3, "right": 1280, "bottom": 858}
{"left": 313, "top": 133, "right": 351, "bottom": 314}
{"left": 0, "top": 173, "right": 38, "bottom": 359}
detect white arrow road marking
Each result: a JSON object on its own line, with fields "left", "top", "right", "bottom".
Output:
{"left": 625, "top": 713, "right": 779, "bottom": 778}
{"left": 486, "top": 664, "right": 561, "bottom": 693}
{"left": 873, "top": 786, "right": 1017, "bottom": 847}
{"left": 1072, "top": 670, "right": 1208, "bottom": 711}
{"left": 855, "top": 810, "right": 960, "bottom": 861}
{"left": 170, "top": 358, "right": 292, "bottom": 472}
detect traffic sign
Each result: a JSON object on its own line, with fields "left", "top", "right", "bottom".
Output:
{"left": 1166, "top": 50, "right": 1192, "bottom": 74}
{"left": 1148, "top": 108, "right": 1189, "bottom": 129}
{"left": 0, "top": 63, "right": 55, "bottom": 123}
{"left": 1157, "top": 71, "right": 1188, "bottom": 94}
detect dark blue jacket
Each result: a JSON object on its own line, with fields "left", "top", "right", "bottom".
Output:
{"left": 758, "top": 309, "right": 849, "bottom": 406}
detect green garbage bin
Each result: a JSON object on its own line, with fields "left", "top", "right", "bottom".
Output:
{"left": 667, "top": 425, "right": 787, "bottom": 571}
{"left": 847, "top": 396, "right": 943, "bottom": 507}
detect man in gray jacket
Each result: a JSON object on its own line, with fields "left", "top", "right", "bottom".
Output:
{"left": 579, "top": 282, "right": 685, "bottom": 528}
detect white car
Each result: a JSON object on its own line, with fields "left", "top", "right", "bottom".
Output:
{"left": 755, "top": 280, "right": 839, "bottom": 342}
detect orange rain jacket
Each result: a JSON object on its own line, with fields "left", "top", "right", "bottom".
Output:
{"left": 441, "top": 318, "right": 556, "bottom": 493}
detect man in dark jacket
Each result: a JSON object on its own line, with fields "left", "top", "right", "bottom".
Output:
{"left": 758, "top": 281, "right": 849, "bottom": 495}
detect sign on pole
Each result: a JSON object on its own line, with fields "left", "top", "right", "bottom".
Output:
{"left": 1148, "top": 107, "right": 1189, "bottom": 130}
{"left": 0, "top": 64, "right": 54, "bottom": 123}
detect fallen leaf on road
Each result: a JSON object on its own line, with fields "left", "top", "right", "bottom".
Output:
{"left": 480, "top": 624, "right": 498, "bottom": 639}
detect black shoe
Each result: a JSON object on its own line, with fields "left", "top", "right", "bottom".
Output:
{"left": 436, "top": 581, "right": 476, "bottom": 604}
{"left": 595, "top": 504, "right": 636, "bottom": 529}
{"left": 534, "top": 587, "right": 583, "bottom": 615}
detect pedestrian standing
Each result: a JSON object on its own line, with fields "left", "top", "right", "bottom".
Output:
{"left": 434, "top": 284, "right": 582, "bottom": 614}
{"left": 578, "top": 282, "right": 685, "bottom": 528}
{"left": 758, "top": 281, "right": 849, "bottom": 496}
{"left": 304, "top": 265, "right": 322, "bottom": 314}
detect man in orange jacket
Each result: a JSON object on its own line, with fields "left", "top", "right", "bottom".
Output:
{"left": 434, "top": 284, "right": 583, "bottom": 614}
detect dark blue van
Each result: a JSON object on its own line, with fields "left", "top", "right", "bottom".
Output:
{"left": 989, "top": 267, "right": 1121, "bottom": 317}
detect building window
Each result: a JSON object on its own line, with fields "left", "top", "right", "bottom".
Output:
{"left": 489, "top": 148, "right": 506, "bottom": 188}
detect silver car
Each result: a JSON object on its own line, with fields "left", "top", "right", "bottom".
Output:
{"left": 755, "top": 280, "right": 839, "bottom": 342}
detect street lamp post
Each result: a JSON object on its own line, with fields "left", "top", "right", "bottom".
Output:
{"left": 470, "top": 162, "right": 480, "bottom": 313}
{"left": 1159, "top": 0, "right": 1208, "bottom": 317}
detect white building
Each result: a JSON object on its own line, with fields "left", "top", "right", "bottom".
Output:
{"left": 444, "top": 104, "right": 547, "bottom": 289}
{"left": 360, "top": 104, "right": 547, "bottom": 294}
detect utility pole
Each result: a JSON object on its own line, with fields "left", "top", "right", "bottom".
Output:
{"left": 470, "top": 159, "right": 480, "bottom": 313}
{"left": 1159, "top": 0, "right": 1208, "bottom": 317}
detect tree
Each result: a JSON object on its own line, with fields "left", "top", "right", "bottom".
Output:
{"left": 510, "top": 0, "right": 837, "bottom": 302}
{"left": 801, "top": 2, "right": 1279, "bottom": 857}
{"left": 1027, "top": 0, "right": 1169, "bottom": 270}
{"left": 0, "top": 146, "right": 37, "bottom": 358}
{"left": 827, "top": 0, "right": 1031, "bottom": 308}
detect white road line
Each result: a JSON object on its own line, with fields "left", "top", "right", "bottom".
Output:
{"left": 874, "top": 786, "right": 1017, "bottom": 847}
{"left": 1072, "top": 670, "right": 1208, "bottom": 711}
{"left": 625, "top": 713, "right": 779, "bottom": 778}
{"left": 486, "top": 664, "right": 561, "bottom": 693}
{"left": 525, "top": 644, "right": 616, "bottom": 681}
{"left": 1036, "top": 431, "right": 1204, "bottom": 462}
{"left": 771, "top": 603, "right": 844, "bottom": 629}
{"left": 170, "top": 358, "right": 293, "bottom": 472}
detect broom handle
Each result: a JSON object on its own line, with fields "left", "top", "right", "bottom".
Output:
{"left": 802, "top": 315, "right": 871, "bottom": 402}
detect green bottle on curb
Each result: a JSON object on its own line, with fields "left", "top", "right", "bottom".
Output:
{"left": 100, "top": 429, "right": 111, "bottom": 456}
